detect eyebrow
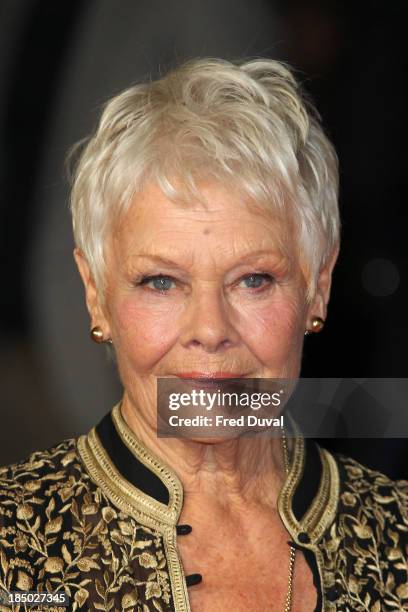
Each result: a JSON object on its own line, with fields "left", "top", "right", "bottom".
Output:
{"left": 134, "top": 254, "right": 187, "bottom": 266}
{"left": 132, "top": 249, "right": 287, "bottom": 267}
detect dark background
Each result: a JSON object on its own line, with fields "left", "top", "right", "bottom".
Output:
{"left": 0, "top": 0, "right": 407, "bottom": 475}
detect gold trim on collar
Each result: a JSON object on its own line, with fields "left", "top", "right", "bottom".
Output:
{"left": 277, "top": 424, "right": 340, "bottom": 545}
{"left": 111, "top": 402, "right": 184, "bottom": 523}
{"left": 77, "top": 402, "right": 183, "bottom": 526}
{"left": 77, "top": 407, "right": 191, "bottom": 612}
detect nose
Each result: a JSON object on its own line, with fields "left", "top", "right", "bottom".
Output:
{"left": 179, "top": 286, "right": 240, "bottom": 353}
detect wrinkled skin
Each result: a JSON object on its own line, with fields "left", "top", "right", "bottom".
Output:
{"left": 76, "top": 180, "right": 337, "bottom": 414}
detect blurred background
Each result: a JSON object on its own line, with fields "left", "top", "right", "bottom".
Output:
{"left": 0, "top": 0, "right": 406, "bottom": 475}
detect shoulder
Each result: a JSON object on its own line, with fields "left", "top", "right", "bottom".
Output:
{"left": 333, "top": 450, "right": 408, "bottom": 516}
{"left": 0, "top": 438, "right": 88, "bottom": 507}
{"left": 0, "top": 437, "right": 98, "bottom": 522}
{"left": 316, "top": 444, "right": 408, "bottom": 547}
{"left": 0, "top": 438, "right": 97, "bottom": 569}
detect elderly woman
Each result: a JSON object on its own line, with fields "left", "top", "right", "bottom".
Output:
{"left": 1, "top": 58, "right": 407, "bottom": 612}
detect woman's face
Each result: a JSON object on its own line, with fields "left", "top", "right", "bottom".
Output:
{"left": 76, "top": 180, "right": 334, "bottom": 420}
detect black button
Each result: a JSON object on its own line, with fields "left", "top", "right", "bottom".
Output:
{"left": 186, "top": 573, "right": 202, "bottom": 587}
{"left": 297, "top": 531, "right": 310, "bottom": 544}
{"left": 176, "top": 524, "right": 192, "bottom": 535}
{"left": 326, "top": 585, "right": 340, "bottom": 601}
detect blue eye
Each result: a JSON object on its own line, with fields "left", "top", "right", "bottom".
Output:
{"left": 240, "top": 273, "right": 273, "bottom": 289}
{"left": 137, "top": 272, "right": 274, "bottom": 293}
{"left": 139, "top": 275, "right": 175, "bottom": 291}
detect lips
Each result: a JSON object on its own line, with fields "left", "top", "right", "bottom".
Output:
{"left": 175, "top": 372, "right": 246, "bottom": 379}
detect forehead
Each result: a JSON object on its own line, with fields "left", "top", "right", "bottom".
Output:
{"left": 112, "top": 181, "right": 295, "bottom": 263}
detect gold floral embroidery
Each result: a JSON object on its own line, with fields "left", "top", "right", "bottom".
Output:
{"left": 319, "top": 453, "right": 408, "bottom": 610}
{"left": 0, "top": 440, "right": 174, "bottom": 611}
{"left": 1, "top": 437, "right": 408, "bottom": 611}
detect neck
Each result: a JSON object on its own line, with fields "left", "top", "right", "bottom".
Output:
{"left": 120, "top": 393, "right": 288, "bottom": 512}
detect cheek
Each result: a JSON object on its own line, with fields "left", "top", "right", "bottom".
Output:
{"left": 234, "top": 291, "right": 305, "bottom": 366}
{"left": 110, "top": 296, "right": 181, "bottom": 374}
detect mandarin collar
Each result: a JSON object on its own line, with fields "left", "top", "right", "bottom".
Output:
{"left": 77, "top": 402, "right": 339, "bottom": 543}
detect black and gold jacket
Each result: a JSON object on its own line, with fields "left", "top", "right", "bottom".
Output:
{"left": 0, "top": 403, "right": 408, "bottom": 611}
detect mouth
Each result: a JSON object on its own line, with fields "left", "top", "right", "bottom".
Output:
{"left": 174, "top": 371, "right": 247, "bottom": 379}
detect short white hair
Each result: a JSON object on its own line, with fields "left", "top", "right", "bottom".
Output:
{"left": 69, "top": 57, "right": 340, "bottom": 303}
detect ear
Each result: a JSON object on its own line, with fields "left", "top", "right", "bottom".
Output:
{"left": 73, "top": 248, "right": 111, "bottom": 336}
{"left": 306, "top": 241, "right": 340, "bottom": 323}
